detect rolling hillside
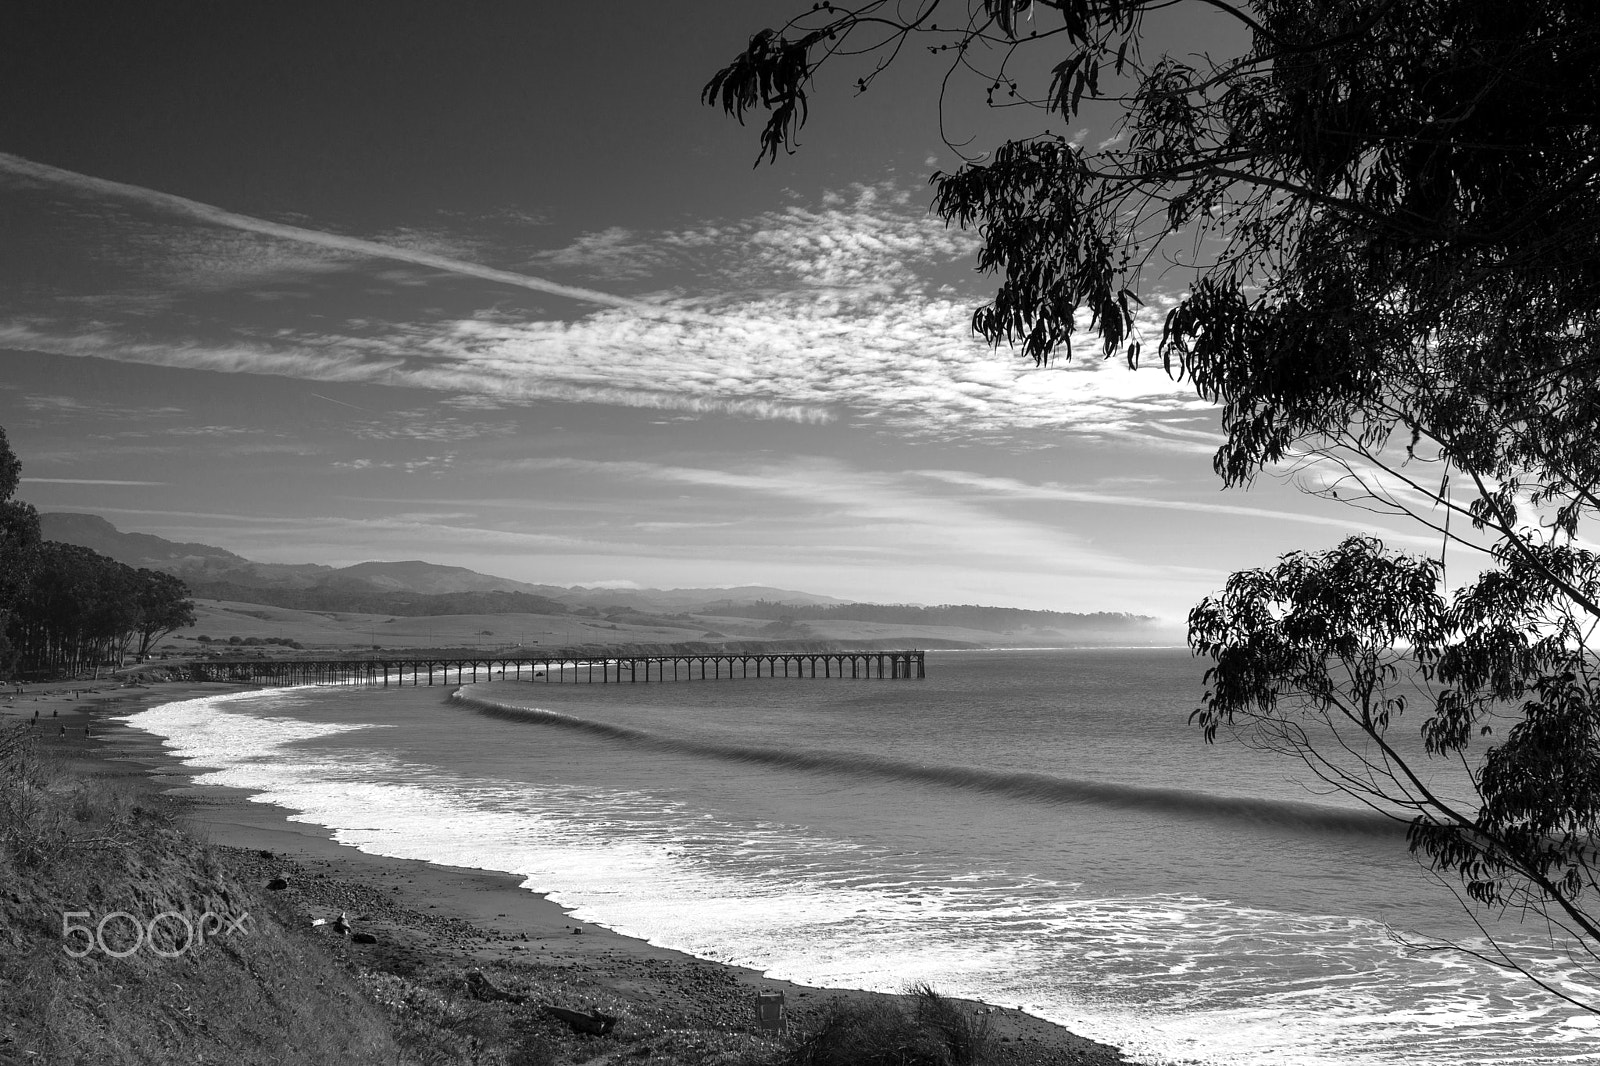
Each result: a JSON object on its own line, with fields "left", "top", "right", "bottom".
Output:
{"left": 40, "top": 512, "right": 1175, "bottom": 648}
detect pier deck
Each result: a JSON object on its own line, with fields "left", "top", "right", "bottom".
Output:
{"left": 185, "top": 649, "right": 926, "bottom": 687}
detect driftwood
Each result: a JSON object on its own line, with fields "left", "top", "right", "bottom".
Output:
{"left": 545, "top": 1006, "right": 616, "bottom": 1036}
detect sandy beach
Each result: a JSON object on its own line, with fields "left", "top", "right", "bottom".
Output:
{"left": 1, "top": 675, "right": 1131, "bottom": 1065}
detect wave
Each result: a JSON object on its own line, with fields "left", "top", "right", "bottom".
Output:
{"left": 451, "top": 691, "right": 1401, "bottom": 838}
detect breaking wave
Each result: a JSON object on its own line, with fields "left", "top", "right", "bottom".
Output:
{"left": 452, "top": 691, "right": 1399, "bottom": 837}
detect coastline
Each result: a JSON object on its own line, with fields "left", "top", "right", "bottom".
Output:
{"left": 2, "top": 676, "right": 1132, "bottom": 1065}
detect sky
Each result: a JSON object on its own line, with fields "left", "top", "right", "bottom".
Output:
{"left": 0, "top": 1, "right": 1436, "bottom": 620}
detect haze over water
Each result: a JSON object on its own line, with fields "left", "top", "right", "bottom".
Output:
{"left": 124, "top": 649, "right": 1600, "bottom": 1065}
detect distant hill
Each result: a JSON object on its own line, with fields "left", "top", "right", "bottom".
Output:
{"left": 38, "top": 512, "right": 332, "bottom": 588}
{"left": 176, "top": 581, "right": 576, "bottom": 619}
{"left": 543, "top": 585, "right": 849, "bottom": 613}
{"left": 713, "top": 599, "right": 1151, "bottom": 633}
{"left": 40, "top": 513, "right": 550, "bottom": 597}
{"left": 38, "top": 513, "right": 858, "bottom": 614}
{"left": 38, "top": 512, "right": 1161, "bottom": 637}
{"left": 333, "top": 560, "right": 551, "bottom": 596}
{"left": 40, "top": 512, "right": 257, "bottom": 571}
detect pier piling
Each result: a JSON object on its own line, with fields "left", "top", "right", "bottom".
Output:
{"left": 186, "top": 650, "right": 927, "bottom": 687}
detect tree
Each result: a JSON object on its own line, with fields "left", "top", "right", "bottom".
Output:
{"left": 1187, "top": 534, "right": 1600, "bottom": 1005}
{"left": 705, "top": 0, "right": 1600, "bottom": 1007}
{"left": 0, "top": 427, "right": 194, "bottom": 675}
{"left": 9, "top": 543, "right": 132, "bottom": 676}
{"left": 0, "top": 426, "right": 41, "bottom": 675}
{"left": 4, "top": 543, "right": 193, "bottom": 676}
{"left": 131, "top": 568, "right": 195, "bottom": 658}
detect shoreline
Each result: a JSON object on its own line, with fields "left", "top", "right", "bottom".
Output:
{"left": 3, "top": 675, "right": 1132, "bottom": 1065}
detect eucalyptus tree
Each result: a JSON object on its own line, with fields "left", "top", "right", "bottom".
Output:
{"left": 0, "top": 427, "right": 41, "bottom": 675}
{"left": 131, "top": 569, "right": 196, "bottom": 660}
{"left": 8, "top": 543, "right": 134, "bottom": 676}
{"left": 705, "top": 0, "right": 1600, "bottom": 1006}
{"left": 0, "top": 428, "right": 194, "bottom": 674}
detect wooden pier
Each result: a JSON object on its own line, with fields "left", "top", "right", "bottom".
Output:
{"left": 185, "top": 650, "right": 926, "bottom": 687}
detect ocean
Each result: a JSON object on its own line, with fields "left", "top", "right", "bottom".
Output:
{"left": 120, "top": 648, "right": 1600, "bottom": 1065}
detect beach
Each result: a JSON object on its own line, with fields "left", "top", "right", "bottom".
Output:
{"left": 0, "top": 675, "right": 1129, "bottom": 1065}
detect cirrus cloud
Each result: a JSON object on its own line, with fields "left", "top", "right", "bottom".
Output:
{"left": 0, "top": 154, "right": 1214, "bottom": 448}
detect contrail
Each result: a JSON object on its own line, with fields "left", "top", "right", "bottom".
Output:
{"left": 0, "top": 152, "right": 707, "bottom": 321}
{"left": 910, "top": 469, "right": 1441, "bottom": 544}
{"left": 22, "top": 478, "right": 168, "bottom": 486}
{"left": 308, "top": 392, "right": 371, "bottom": 412}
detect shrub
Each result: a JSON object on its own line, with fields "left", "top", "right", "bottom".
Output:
{"left": 787, "top": 986, "right": 989, "bottom": 1066}
{"left": 907, "top": 983, "right": 989, "bottom": 1066}
{"left": 0, "top": 726, "right": 60, "bottom": 869}
{"left": 67, "top": 777, "right": 131, "bottom": 827}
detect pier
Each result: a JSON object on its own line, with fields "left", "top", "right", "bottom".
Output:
{"left": 185, "top": 650, "right": 926, "bottom": 687}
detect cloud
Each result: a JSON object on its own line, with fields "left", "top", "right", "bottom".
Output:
{"left": 0, "top": 151, "right": 704, "bottom": 321}
{"left": 63, "top": 506, "right": 318, "bottom": 525}
{"left": 397, "top": 299, "right": 1206, "bottom": 444}
{"left": 162, "top": 425, "right": 265, "bottom": 438}
{"left": 345, "top": 409, "right": 517, "bottom": 443}
{"left": 0, "top": 323, "right": 835, "bottom": 425}
{"left": 507, "top": 189, "right": 1210, "bottom": 443}
{"left": 22, "top": 477, "right": 167, "bottom": 486}
{"left": 117, "top": 225, "right": 351, "bottom": 293}
{"left": 332, "top": 454, "right": 458, "bottom": 473}
{"left": 529, "top": 184, "right": 976, "bottom": 296}
{"left": 0, "top": 323, "right": 400, "bottom": 383}
{"left": 499, "top": 455, "right": 1220, "bottom": 582}
{"left": 910, "top": 469, "right": 1447, "bottom": 550}
{"left": 20, "top": 394, "right": 186, "bottom": 419}
{"left": 399, "top": 188, "right": 1208, "bottom": 444}
{"left": 2, "top": 157, "right": 1215, "bottom": 446}
{"left": 527, "top": 226, "right": 667, "bottom": 281}
{"left": 72, "top": 506, "right": 594, "bottom": 555}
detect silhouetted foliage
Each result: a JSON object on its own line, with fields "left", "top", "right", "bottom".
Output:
{"left": 132, "top": 568, "right": 196, "bottom": 658}
{"left": 6, "top": 544, "right": 196, "bottom": 676}
{"left": 0, "top": 427, "right": 41, "bottom": 672}
{"left": 0, "top": 427, "right": 195, "bottom": 677}
{"left": 1190, "top": 535, "right": 1600, "bottom": 1006}
{"left": 9, "top": 543, "right": 132, "bottom": 675}
{"left": 708, "top": 0, "right": 1600, "bottom": 1007}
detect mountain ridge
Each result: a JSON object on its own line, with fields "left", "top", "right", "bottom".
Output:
{"left": 38, "top": 513, "right": 848, "bottom": 610}
{"left": 36, "top": 511, "right": 1159, "bottom": 634}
